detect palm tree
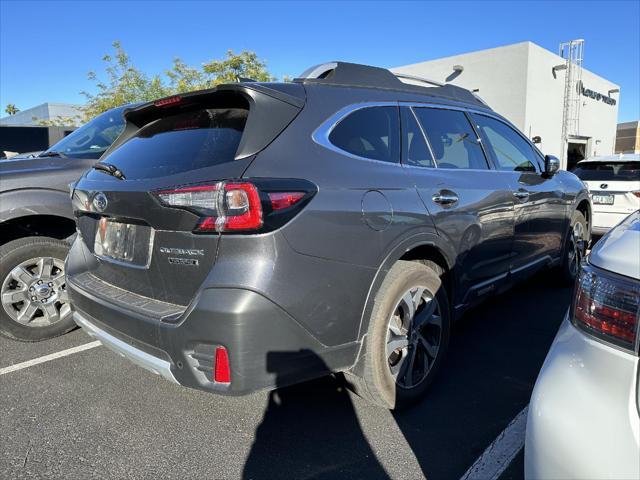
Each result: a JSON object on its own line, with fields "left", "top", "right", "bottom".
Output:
{"left": 5, "top": 104, "right": 19, "bottom": 115}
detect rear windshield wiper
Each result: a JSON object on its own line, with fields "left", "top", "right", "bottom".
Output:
{"left": 93, "top": 162, "right": 126, "bottom": 180}
{"left": 39, "top": 150, "right": 68, "bottom": 158}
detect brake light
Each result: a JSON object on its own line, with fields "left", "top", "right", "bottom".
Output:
{"left": 154, "top": 95, "right": 182, "bottom": 107}
{"left": 572, "top": 263, "right": 640, "bottom": 352}
{"left": 214, "top": 346, "right": 231, "bottom": 383}
{"left": 154, "top": 180, "right": 314, "bottom": 233}
{"left": 632, "top": 191, "right": 640, "bottom": 199}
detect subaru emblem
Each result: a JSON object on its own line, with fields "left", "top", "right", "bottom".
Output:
{"left": 93, "top": 192, "right": 108, "bottom": 212}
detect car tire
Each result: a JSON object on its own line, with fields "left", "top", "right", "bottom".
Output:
{"left": 559, "top": 210, "right": 588, "bottom": 285}
{"left": 0, "top": 237, "right": 75, "bottom": 342}
{"left": 348, "top": 260, "right": 451, "bottom": 410}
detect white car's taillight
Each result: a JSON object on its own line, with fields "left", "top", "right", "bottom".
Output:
{"left": 572, "top": 262, "right": 640, "bottom": 353}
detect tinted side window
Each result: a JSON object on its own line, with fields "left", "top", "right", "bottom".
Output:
{"left": 472, "top": 114, "right": 538, "bottom": 172}
{"left": 401, "top": 107, "right": 434, "bottom": 168}
{"left": 413, "top": 108, "right": 488, "bottom": 170}
{"left": 329, "top": 106, "right": 400, "bottom": 163}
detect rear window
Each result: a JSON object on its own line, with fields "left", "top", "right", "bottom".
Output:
{"left": 328, "top": 106, "right": 400, "bottom": 163}
{"left": 102, "top": 108, "right": 247, "bottom": 179}
{"left": 571, "top": 162, "right": 640, "bottom": 181}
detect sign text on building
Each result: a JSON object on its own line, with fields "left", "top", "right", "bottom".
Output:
{"left": 577, "top": 81, "right": 617, "bottom": 106}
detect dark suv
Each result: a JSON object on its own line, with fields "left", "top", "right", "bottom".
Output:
{"left": 0, "top": 105, "right": 130, "bottom": 341}
{"left": 67, "top": 63, "right": 591, "bottom": 408}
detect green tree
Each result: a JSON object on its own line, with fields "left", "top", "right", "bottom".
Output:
{"left": 81, "top": 42, "right": 279, "bottom": 119}
{"left": 4, "top": 104, "right": 19, "bottom": 115}
{"left": 202, "top": 50, "right": 276, "bottom": 85}
{"left": 81, "top": 41, "right": 171, "bottom": 120}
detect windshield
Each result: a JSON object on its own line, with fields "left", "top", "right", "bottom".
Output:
{"left": 571, "top": 162, "right": 640, "bottom": 181}
{"left": 42, "top": 107, "right": 126, "bottom": 160}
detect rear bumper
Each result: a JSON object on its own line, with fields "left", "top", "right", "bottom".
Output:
{"left": 591, "top": 210, "right": 633, "bottom": 234}
{"left": 525, "top": 315, "right": 640, "bottom": 479}
{"left": 74, "top": 310, "right": 179, "bottom": 385}
{"left": 68, "top": 277, "right": 358, "bottom": 396}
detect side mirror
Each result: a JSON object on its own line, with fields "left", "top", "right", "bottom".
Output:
{"left": 544, "top": 155, "right": 560, "bottom": 176}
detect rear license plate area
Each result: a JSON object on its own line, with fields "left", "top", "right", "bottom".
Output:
{"left": 94, "top": 218, "right": 153, "bottom": 267}
{"left": 592, "top": 194, "right": 614, "bottom": 205}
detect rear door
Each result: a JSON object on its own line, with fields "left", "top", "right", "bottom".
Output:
{"left": 470, "top": 113, "right": 566, "bottom": 276}
{"left": 403, "top": 105, "right": 515, "bottom": 307}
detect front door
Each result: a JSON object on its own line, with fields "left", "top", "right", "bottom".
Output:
{"left": 402, "top": 106, "right": 515, "bottom": 308}
{"left": 470, "top": 113, "right": 565, "bottom": 279}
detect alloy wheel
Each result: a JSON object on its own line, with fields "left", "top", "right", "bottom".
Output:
{"left": 1, "top": 257, "right": 70, "bottom": 327}
{"left": 567, "top": 220, "right": 585, "bottom": 277}
{"left": 386, "top": 286, "right": 442, "bottom": 389}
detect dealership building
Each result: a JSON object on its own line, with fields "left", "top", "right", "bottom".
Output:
{"left": 393, "top": 41, "right": 620, "bottom": 170}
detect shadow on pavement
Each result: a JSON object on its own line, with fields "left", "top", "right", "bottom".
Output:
{"left": 244, "top": 271, "right": 573, "bottom": 480}
{"left": 242, "top": 352, "right": 388, "bottom": 480}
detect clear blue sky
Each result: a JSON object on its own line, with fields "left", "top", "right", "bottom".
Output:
{"left": 1, "top": 0, "right": 639, "bottom": 121}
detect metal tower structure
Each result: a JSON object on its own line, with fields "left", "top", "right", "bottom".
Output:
{"left": 559, "top": 39, "right": 584, "bottom": 168}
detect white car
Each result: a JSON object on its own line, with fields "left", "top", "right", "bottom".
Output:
{"left": 525, "top": 211, "right": 640, "bottom": 479}
{"left": 571, "top": 154, "right": 640, "bottom": 235}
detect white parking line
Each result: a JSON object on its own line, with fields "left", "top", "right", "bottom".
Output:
{"left": 0, "top": 341, "right": 102, "bottom": 376}
{"left": 460, "top": 405, "right": 529, "bottom": 480}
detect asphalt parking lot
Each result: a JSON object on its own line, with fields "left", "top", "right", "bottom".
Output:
{"left": 1, "top": 271, "right": 573, "bottom": 480}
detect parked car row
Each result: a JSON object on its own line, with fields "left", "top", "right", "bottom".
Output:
{"left": 1, "top": 61, "right": 638, "bottom": 478}
{"left": 0, "top": 105, "right": 131, "bottom": 341}
{"left": 571, "top": 153, "right": 640, "bottom": 235}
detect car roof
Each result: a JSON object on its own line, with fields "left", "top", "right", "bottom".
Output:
{"left": 578, "top": 153, "right": 640, "bottom": 164}
{"left": 294, "top": 61, "right": 489, "bottom": 109}
{"left": 589, "top": 210, "right": 640, "bottom": 280}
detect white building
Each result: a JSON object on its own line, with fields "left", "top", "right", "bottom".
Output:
{"left": 0, "top": 102, "right": 83, "bottom": 127}
{"left": 393, "top": 41, "right": 620, "bottom": 170}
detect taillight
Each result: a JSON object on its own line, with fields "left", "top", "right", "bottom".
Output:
{"left": 154, "top": 179, "right": 315, "bottom": 233}
{"left": 572, "top": 262, "right": 640, "bottom": 353}
{"left": 632, "top": 191, "right": 640, "bottom": 199}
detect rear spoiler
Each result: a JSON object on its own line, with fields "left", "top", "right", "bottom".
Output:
{"left": 104, "top": 83, "right": 306, "bottom": 161}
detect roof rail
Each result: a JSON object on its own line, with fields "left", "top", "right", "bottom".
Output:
{"left": 393, "top": 73, "right": 444, "bottom": 88}
{"left": 294, "top": 61, "right": 489, "bottom": 108}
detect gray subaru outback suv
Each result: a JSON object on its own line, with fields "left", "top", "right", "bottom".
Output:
{"left": 67, "top": 62, "right": 591, "bottom": 408}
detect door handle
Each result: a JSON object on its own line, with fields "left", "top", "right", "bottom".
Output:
{"left": 432, "top": 191, "right": 459, "bottom": 205}
{"left": 513, "top": 190, "right": 530, "bottom": 200}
